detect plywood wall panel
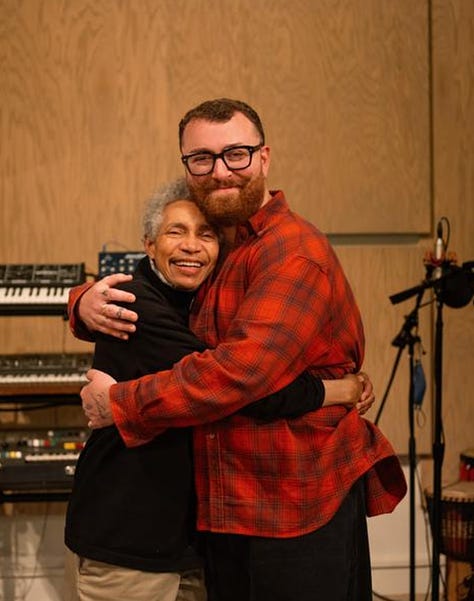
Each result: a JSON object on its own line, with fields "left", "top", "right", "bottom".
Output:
{"left": 161, "top": 0, "right": 431, "bottom": 233}
{"left": 257, "top": 0, "right": 430, "bottom": 234}
{"left": 1, "top": 0, "right": 431, "bottom": 275}
{"left": 335, "top": 244, "right": 433, "bottom": 456}
{"left": 1, "top": 0, "right": 174, "bottom": 268}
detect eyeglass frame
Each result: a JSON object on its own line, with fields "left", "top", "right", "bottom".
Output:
{"left": 180, "top": 143, "right": 264, "bottom": 176}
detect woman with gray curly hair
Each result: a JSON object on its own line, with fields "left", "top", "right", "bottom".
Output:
{"left": 65, "top": 177, "right": 218, "bottom": 601}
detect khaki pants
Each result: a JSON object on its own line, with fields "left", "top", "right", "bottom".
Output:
{"left": 63, "top": 548, "right": 207, "bottom": 601}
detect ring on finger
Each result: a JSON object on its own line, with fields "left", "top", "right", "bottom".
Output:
{"left": 116, "top": 307, "right": 123, "bottom": 320}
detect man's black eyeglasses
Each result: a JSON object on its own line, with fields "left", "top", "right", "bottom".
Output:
{"left": 181, "top": 144, "right": 263, "bottom": 176}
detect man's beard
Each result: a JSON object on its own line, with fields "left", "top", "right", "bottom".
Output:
{"left": 189, "top": 173, "right": 266, "bottom": 227}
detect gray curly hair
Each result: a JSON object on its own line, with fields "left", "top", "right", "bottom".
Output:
{"left": 142, "top": 177, "right": 192, "bottom": 241}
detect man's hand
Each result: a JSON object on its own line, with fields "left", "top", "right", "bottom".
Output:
{"left": 79, "top": 274, "right": 138, "bottom": 339}
{"left": 81, "top": 369, "right": 117, "bottom": 428}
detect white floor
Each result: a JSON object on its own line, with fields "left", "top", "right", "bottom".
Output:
{"left": 0, "top": 463, "right": 448, "bottom": 601}
{"left": 0, "top": 510, "right": 442, "bottom": 601}
{"left": 368, "top": 463, "right": 438, "bottom": 598}
{"left": 0, "top": 508, "right": 66, "bottom": 601}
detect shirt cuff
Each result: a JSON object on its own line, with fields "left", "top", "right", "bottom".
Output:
{"left": 110, "top": 380, "right": 164, "bottom": 447}
{"left": 68, "top": 282, "right": 96, "bottom": 342}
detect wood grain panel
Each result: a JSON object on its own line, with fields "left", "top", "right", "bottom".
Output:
{"left": 1, "top": 0, "right": 173, "bottom": 267}
{"left": 161, "top": 0, "right": 431, "bottom": 233}
{"left": 245, "top": 0, "right": 430, "bottom": 233}
{"left": 1, "top": 0, "right": 432, "bottom": 349}
{"left": 335, "top": 244, "right": 434, "bottom": 456}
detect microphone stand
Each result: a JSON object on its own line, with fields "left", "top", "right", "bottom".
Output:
{"left": 392, "top": 290, "right": 424, "bottom": 601}
{"left": 431, "top": 293, "right": 445, "bottom": 601}
{"left": 429, "top": 258, "right": 474, "bottom": 598}
{"left": 389, "top": 290, "right": 425, "bottom": 601}
{"left": 389, "top": 257, "right": 473, "bottom": 601}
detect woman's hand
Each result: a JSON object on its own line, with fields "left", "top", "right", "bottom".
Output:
{"left": 323, "top": 372, "right": 375, "bottom": 415}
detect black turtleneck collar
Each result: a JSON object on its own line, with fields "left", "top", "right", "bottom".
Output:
{"left": 134, "top": 257, "right": 196, "bottom": 313}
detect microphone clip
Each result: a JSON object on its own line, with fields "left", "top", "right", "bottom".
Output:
{"left": 423, "top": 250, "right": 458, "bottom": 281}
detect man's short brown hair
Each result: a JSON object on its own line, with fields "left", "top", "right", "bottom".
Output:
{"left": 179, "top": 98, "right": 265, "bottom": 149}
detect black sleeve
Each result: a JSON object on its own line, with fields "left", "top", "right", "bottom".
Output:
{"left": 92, "top": 283, "right": 206, "bottom": 382}
{"left": 238, "top": 372, "right": 325, "bottom": 422}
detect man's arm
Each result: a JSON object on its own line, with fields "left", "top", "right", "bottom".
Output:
{"left": 68, "top": 274, "right": 138, "bottom": 341}
{"left": 76, "top": 275, "right": 372, "bottom": 430}
{"left": 82, "top": 253, "right": 365, "bottom": 443}
{"left": 83, "top": 368, "right": 374, "bottom": 431}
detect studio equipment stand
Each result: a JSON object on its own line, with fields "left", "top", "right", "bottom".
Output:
{"left": 387, "top": 218, "right": 474, "bottom": 601}
{"left": 430, "top": 290, "right": 445, "bottom": 601}
{"left": 377, "top": 290, "right": 427, "bottom": 601}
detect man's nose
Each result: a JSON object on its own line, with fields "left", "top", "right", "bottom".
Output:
{"left": 211, "top": 156, "right": 232, "bottom": 178}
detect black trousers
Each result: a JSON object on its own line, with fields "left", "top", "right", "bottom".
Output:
{"left": 203, "top": 478, "right": 372, "bottom": 601}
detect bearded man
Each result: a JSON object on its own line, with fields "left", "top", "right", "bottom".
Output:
{"left": 71, "top": 98, "right": 406, "bottom": 601}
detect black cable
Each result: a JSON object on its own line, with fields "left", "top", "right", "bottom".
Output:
{"left": 16, "top": 502, "right": 51, "bottom": 601}
{"left": 0, "top": 401, "right": 79, "bottom": 412}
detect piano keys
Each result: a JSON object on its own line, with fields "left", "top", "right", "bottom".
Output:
{"left": 0, "top": 263, "right": 86, "bottom": 316}
{"left": 0, "top": 352, "right": 93, "bottom": 398}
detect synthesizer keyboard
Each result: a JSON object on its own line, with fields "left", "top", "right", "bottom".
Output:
{"left": 0, "top": 352, "right": 93, "bottom": 396}
{"left": 0, "top": 263, "right": 86, "bottom": 316}
{"left": 0, "top": 428, "right": 88, "bottom": 494}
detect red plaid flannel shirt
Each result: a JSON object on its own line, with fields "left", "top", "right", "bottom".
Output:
{"left": 70, "top": 191, "right": 406, "bottom": 536}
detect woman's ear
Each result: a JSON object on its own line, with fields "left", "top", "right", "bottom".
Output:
{"left": 144, "top": 237, "right": 155, "bottom": 260}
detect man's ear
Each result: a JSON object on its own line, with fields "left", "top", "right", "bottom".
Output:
{"left": 260, "top": 145, "right": 271, "bottom": 177}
